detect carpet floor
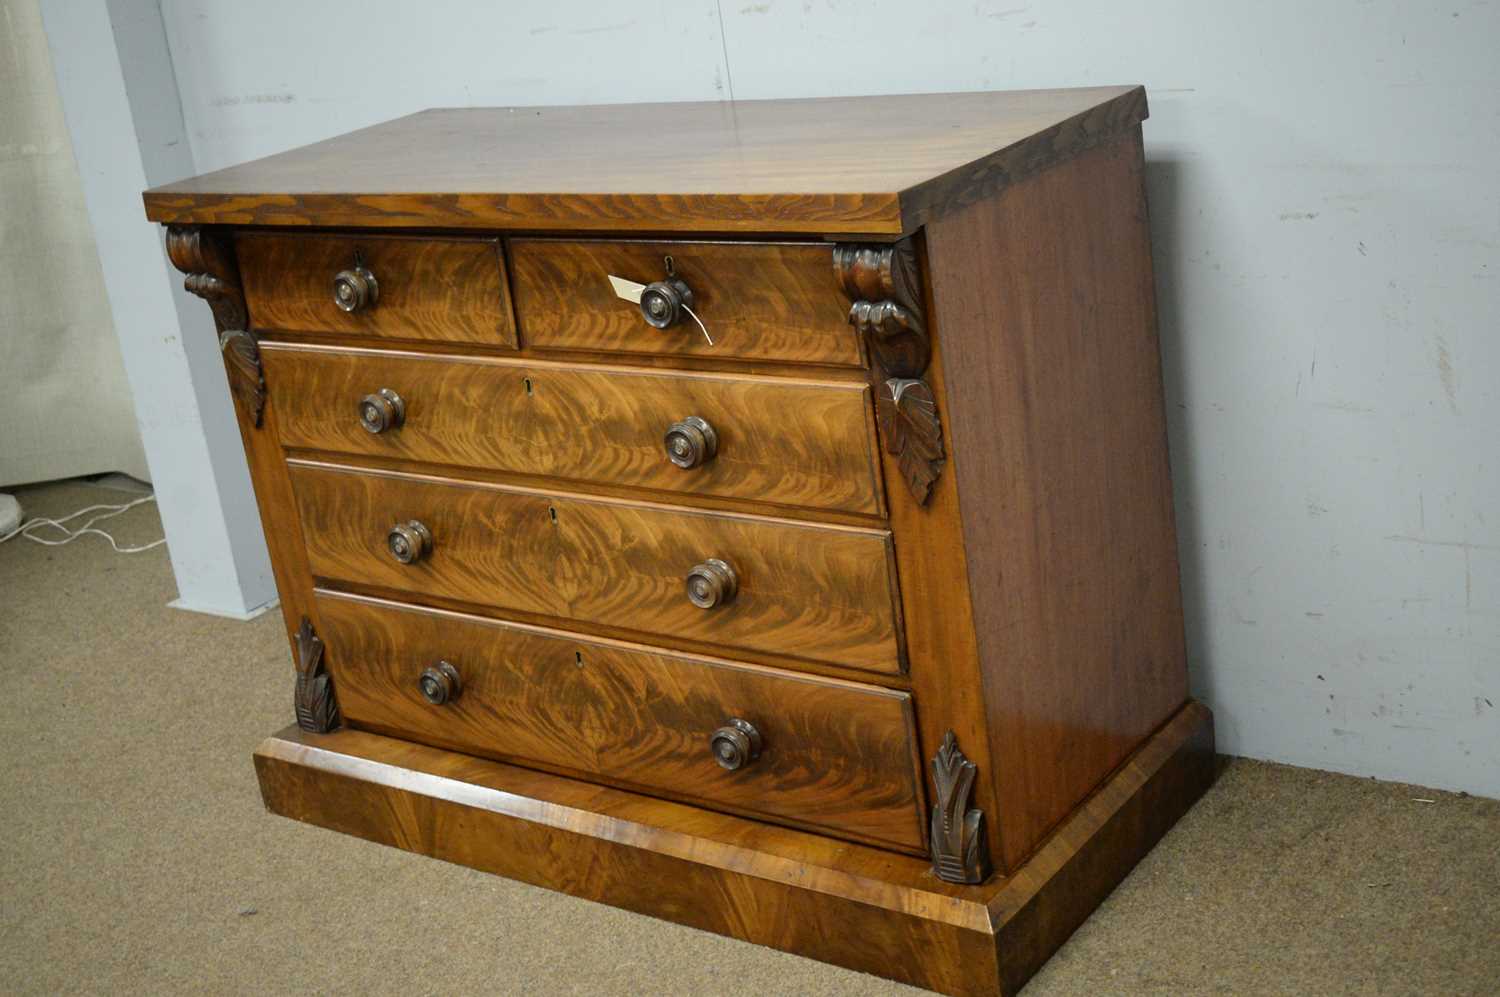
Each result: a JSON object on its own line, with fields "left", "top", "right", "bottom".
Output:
{"left": 1, "top": 480, "right": 1496, "bottom": 996}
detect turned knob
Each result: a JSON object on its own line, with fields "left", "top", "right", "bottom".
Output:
{"left": 358, "top": 388, "right": 405, "bottom": 434}
{"left": 685, "top": 558, "right": 737, "bottom": 609}
{"left": 710, "top": 718, "right": 762, "bottom": 771}
{"left": 333, "top": 265, "right": 379, "bottom": 313}
{"left": 639, "top": 276, "right": 694, "bottom": 330}
{"left": 418, "top": 660, "right": 462, "bottom": 705}
{"left": 387, "top": 520, "right": 432, "bottom": 564}
{"left": 663, "top": 416, "right": 717, "bottom": 469}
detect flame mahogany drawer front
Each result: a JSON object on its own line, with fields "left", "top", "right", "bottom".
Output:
{"left": 509, "top": 239, "right": 864, "bottom": 366}
{"left": 237, "top": 232, "right": 518, "bottom": 347}
{"left": 287, "top": 460, "right": 906, "bottom": 676}
{"left": 261, "top": 343, "right": 885, "bottom": 517}
{"left": 314, "top": 590, "right": 927, "bottom": 852}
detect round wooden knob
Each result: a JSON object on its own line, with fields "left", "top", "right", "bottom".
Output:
{"left": 685, "top": 558, "right": 737, "bottom": 609}
{"left": 333, "top": 265, "right": 378, "bottom": 313}
{"left": 710, "top": 718, "right": 762, "bottom": 771}
{"left": 358, "top": 388, "right": 405, "bottom": 434}
{"left": 639, "top": 277, "right": 694, "bottom": 329}
{"left": 663, "top": 416, "right": 717, "bottom": 469}
{"left": 418, "top": 661, "right": 462, "bottom": 705}
{"left": 387, "top": 520, "right": 432, "bottom": 564}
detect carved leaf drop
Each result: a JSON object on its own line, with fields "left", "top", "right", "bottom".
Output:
{"left": 219, "top": 330, "right": 266, "bottom": 428}
{"left": 293, "top": 617, "right": 340, "bottom": 733}
{"left": 929, "top": 730, "right": 991, "bottom": 884}
{"left": 877, "top": 379, "right": 945, "bottom": 505}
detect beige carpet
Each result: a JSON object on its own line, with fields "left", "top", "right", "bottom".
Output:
{"left": 2, "top": 480, "right": 1496, "bottom": 996}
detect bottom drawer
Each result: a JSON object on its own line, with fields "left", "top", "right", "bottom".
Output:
{"left": 314, "top": 590, "right": 928, "bottom": 853}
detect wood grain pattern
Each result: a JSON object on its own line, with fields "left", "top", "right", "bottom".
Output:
{"left": 314, "top": 590, "right": 925, "bottom": 852}
{"left": 255, "top": 700, "right": 1213, "bottom": 996}
{"left": 236, "top": 232, "right": 516, "bottom": 346}
{"left": 261, "top": 343, "right": 885, "bottom": 517}
{"left": 880, "top": 234, "right": 1006, "bottom": 872}
{"left": 287, "top": 461, "right": 906, "bottom": 675}
{"left": 509, "top": 238, "right": 863, "bottom": 366}
{"left": 143, "top": 88, "right": 1147, "bottom": 235}
{"left": 925, "top": 127, "right": 1189, "bottom": 873}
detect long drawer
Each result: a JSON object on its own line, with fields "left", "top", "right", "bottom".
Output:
{"left": 262, "top": 344, "right": 885, "bottom": 517}
{"left": 314, "top": 590, "right": 927, "bottom": 852}
{"left": 509, "top": 238, "right": 863, "bottom": 366}
{"left": 289, "top": 461, "right": 906, "bottom": 675}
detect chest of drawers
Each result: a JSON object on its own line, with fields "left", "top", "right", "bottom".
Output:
{"left": 145, "top": 86, "right": 1213, "bottom": 996}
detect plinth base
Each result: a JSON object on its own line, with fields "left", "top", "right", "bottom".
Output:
{"left": 255, "top": 701, "right": 1213, "bottom": 996}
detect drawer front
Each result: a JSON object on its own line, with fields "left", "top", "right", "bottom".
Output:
{"left": 290, "top": 462, "right": 905, "bottom": 675}
{"left": 509, "top": 239, "right": 862, "bottom": 366}
{"left": 263, "top": 344, "right": 884, "bottom": 517}
{"left": 315, "top": 591, "right": 926, "bottom": 852}
{"left": 238, "top": 232, "right": 517, "bottom": 347}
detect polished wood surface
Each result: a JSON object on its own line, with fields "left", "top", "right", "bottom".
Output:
{"left": 510, "top": 238, "right": 863, "bottom": 366}
{"left": 288, "top": 461, "right": 906, "bottom": 675}
{"left": 877, "top": 240, "right": 1006, "bottom": 867}
{"left": 143, "top": 87, "right": 1146, "bottom": 235}
{"left": 315, "top": 590, "right": 926, "bottom": 851}
{"left": 256, "top": 701, "right": 1213, "bottom": 996}
{"left": 925, "top": 127, "right": 1188, "bottom": 873}
{"left": 261, "top": 343, "right": 885, "bottom": 516}
{"left": 237, "top": 232, "right": 516, "bottom": 346}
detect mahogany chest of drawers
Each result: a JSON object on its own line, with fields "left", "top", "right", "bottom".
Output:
{"left": 145, "top": 86, "right": 1213, "bottom": 996}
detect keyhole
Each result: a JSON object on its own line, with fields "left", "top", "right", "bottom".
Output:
{"left": 574, "top": 650, "right": 584, "bottom": 668}
{"left": 548, "top": 505, "right": 557, "bottom": 525}
{"left": 523, "top": 376, "right": 533, "bottom": 396}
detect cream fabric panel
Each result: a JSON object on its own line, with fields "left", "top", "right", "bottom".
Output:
{"left": 0, "top": 0, "right": 148, "bottom": 486}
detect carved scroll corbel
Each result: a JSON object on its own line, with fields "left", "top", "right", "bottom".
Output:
{"left": 834, "top": 239, "right": 945, "bottom": 504}
{"left": 929, "top": 731, "right": 991, "bottom": 884}
{"left": 292, "top": 617, "right": 340, "bottom": 733}
{"left": 165, "top": 225, "right": 265, "bottom": 427}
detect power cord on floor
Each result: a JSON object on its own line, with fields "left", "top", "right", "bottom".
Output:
{"left": 0, "top": 494, "right": 167, "bottom": 554}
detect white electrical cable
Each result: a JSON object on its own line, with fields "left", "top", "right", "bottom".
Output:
{"left": 0, "top": 494, "right": 166, "bottom": 554}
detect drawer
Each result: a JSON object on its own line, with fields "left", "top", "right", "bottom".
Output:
{"left": 314, "top": 590, "right": 927, "bottom": 852}
{"left": 238, "top": 232, "right": 517, "bottom": 347}
{"left": 263, "top": 343, "right": 884, "bottom": 517}
{"left": 509, "top": 239, "right": 862, "bottom": 366}
{"left": 289, "top": 461, "right": 905, "bottom": 675}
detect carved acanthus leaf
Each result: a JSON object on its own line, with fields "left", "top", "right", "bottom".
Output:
{"left": 219, "top": 331, "right": 266, "bottom": 428}
{"left": 293, "top": 617, "right": 340, "bottom": 734}
{"left": 929, "top": 731, "right": 992, "bottom": 884}
{"left": 876, "top": 378, "right": 945, "bottom": 506}
{"left": 835, "top": 238, "right": 945, "bottom": 504}
{"left": 165, "top": 225, "right": 249, "bottom": 333}
{"left": 165, "top": 225, "right": 263, "bottom": 427}
{"left": 833, "top": 239, "right": 929, "bottom": 378}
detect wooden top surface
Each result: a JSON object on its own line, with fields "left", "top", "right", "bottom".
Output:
{"left": 144, "top": 86, "right": 1146, "bottom": 235}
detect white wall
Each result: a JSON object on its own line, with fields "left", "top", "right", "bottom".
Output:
{"left": 151, "top": 1, "right": 1498, "bottom": 794}
{"left": 41, "top": 0, "right": 276, "bottom": 619}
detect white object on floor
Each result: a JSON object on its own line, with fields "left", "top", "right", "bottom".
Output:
{"left": 0, "top": 494, "right": 166, "bottom": 553}
{"left": 0, "top": 494, "right": 20, "bottom": 535}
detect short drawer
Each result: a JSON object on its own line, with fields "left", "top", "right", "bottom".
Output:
{"left": 238, "top": 232, "right": 517, "bottom": 347}
{"left": 314, "top": 590, "right": 926, "bottom": 852}
{"left": 289, "top": 461, "right": 905, "bottom": 676}
{"left": 262, "top": 343, "right": 884, "bottom": 517}
{"left": 509, "top": 239, "right": 862, "bottom": 366}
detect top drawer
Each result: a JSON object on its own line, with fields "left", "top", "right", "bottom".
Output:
{"left": 238, "top": 232, "right": 517, "bottom": 348}
{"left": 509, "top": 239, "right": 863, "bottom": 367}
